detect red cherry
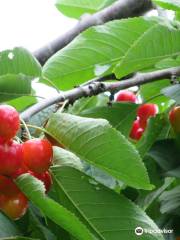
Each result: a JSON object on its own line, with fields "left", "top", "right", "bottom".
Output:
{"left": 169, "top": 106, "right": 180, "bottom": 134}
{"left": 0, "top": 192, "right": 28, "bottom": 220}
{"left": 22, "top": 139, "right": 53, "bottom": 173}
{"left": 115, "top": 91, "right": 137, "bottom": 103}
{"left": 29, "top": 171, "right": 52, "bottom": 193}
{"left": 134, "top": 128, "right": 144, "bottom": 140}
{"left": 0, "top": 141, "right": 23, "bottom": 176}
{"left": 129, "top": 119, "right": 144, "bottom": 140}
{"left": 0, "top": 175, "right": 20, "bottom": 197}
{"left": 137, "top": 104, "right": 158, "bottom": 128}
{"left": 0, "top": 105, "right": 20, "bottom": 141}
{"left": 11, "top": 164, "right": 29, "bottom": 179}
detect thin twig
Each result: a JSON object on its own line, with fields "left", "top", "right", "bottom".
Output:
{"left": 20, "top": 67, "right": 180, "bottom": 121}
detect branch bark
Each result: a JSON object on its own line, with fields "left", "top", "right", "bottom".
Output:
{"left": 34, "top": 0, "right": 153, "bottom": 65}
{"left": 21, "top": 67, "right": 180, "bottom": 121}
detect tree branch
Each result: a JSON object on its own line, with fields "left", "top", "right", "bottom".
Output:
{"left": 21, "top": 67, "right": 180, "bottom": 121}
{"left": 34, "top": 0, "right": 153, "bottom": 65}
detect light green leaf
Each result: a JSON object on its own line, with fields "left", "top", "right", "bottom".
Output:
{"left": 152, "top": 0, "right": 180, "bottom": 11}
{"left": 55, "top": 0, "right": 116, "bottom": 19}
{"left": 42, "top": 17, "right": 180, "bottom": 89}
{"left": 52, "top": 166, "right": 164, "bottom": 240}
{"left": 80, "top": 102, "right": 138, "bottom": 137}
{"left": 53, "top": 146, "right": 83, "bottom": 170}
{"left": 6, "top": 95, "right": 37, "bottom": 111}
{"left": 68, "top": 95, "right": 108, "bottom": 115}
{"left": 137, "top": 115, "right": 167, "bottom": 157}
{"left": 16, "top": 174, "right": 95, "bottom": 240}
{"left": 155, "top": 58, "right": 180, "bottom": 69}
{"left": 114, "top": 18, "right": 180, "bottom": 78}
{"left": 0, "top": 213, "right": 20, "bottom": 238}
{"left": 0, "top": 74, "right": 32, "bottom": 102}
{"left": 46, "top": 113, "right": 153, "bottom": 190}
{"left": 0, "top": 47, "right": 41, "bottom": 78}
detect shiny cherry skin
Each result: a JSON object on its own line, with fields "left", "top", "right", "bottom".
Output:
{"left": 22, "top": 139, "right": 53, "bottom": 173}
{"left": 129, "top": 118, "right": 144, "bottom": 140}
{"left": 0, "top": 175, "right": 20, "bottom": 197}
{"left": 169, "top": 106, "right": 180, "bottom": 134}
{"left": 0, "top": 192, "right": 28, "bottom": 220}
{"left": 0, "top": 105, "right": 20, "bottom": 141}
{"left": 29, "top": 171, "right": 52, "bottom": 193}
{"left": 137, "top": 103, "right": 158, "bottom": 128}
{"left": 115, "top": 91, "right": 137, "bottom": 103}
{"left": 11, "top": 164, "right": 29, "bottom": 179}
{"left": 0, "top": 141, "right": 23, "bottom": 176}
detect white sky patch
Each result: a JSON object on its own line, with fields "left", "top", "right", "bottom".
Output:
{"left": 0, "top": 0, "right": 76, "bottom": 52}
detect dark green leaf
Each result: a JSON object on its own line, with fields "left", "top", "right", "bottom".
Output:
{"left": 80, "top": 102, "right": 138, "bottom": 137}
{"left": 46, "top": 113, "right": 153, "bottom": 190}
{"left": 159, "top": 185, "right": 180, "bottom": 215}
{"left": 147, "top": 139, "right": 180, "bottom": 171}
{"left": 0, "top": 212, "right": 21, "bottom": 238}
{"left": 138, "top": 177, "right": 175, "bottom": 210}
{"left": 52, "top": 166, "right": 164, "bottom": 240}
{"left": 16, "top": 174, "right": 94, "bottom": 240}
{"left": 137, "top": 115, "right": 166, "bottom": 157}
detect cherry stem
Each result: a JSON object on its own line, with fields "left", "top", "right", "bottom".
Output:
{"left": 25, "top": 124, "right": 57, "bottom": 141}
{"left": 20, "top": 118, "right": 32, "bottom": 140}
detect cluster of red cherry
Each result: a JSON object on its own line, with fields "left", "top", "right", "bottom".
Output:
{"left": 115, "top": 91, "right": 158, "bottom": 140}
{"left": 0, "top": 105, "right": 53, "bottom": 220}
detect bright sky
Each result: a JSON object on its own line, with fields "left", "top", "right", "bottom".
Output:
{"left": 0, "top": 0, "right": 76, "bottom": 52}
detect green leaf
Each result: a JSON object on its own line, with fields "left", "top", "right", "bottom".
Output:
{"left": 42, "top": 17, "right": 180, "bottom": 89}
{"left": 155, "top": 57, "right": 180, "bottom": 69}
{"left": 46, "top": 112, "right": 152, "bottom": 190}
{"left": 152, "top": 0, "right": 180, "bottom": 11}
{"left": 161, "top": 84, "right": 180, "bottom": 103}
{"left": 28, "top": 208, "right": 57, "bottom": 240}
{"left": 0, "top": 237, "right": 39, "bottom": 240}
{"left": 0, "top": 47, "right": 41, "bottom": 78}
{"left": 80, "top": 102, "right": 138, "bottom": 137}
{"left": 55, "top": 0, "right": 116, "bottom": 19}
{"left": 140, "top": 79, "right": 171, "bottom": 111}
{"left": 16, "top": 174, "right": 94, "bottom": 240}
{"left": 52, "top": 166, "right": 164, "bottom": 240}
{"left": 138, "top": 177, "right": 175, "bottom": 210}
{"left": 68, "top": 95, "right": 108, "bottom": 115}
{"left": 53, "top": 146, "right": 83, "bottom": 170}
{"left": 0, "top": 74, "right": 32, "bottom": 102}
{"left": 147, "top": 139, "right": 180, "bottom": 171}
{"left": 166, "top": 166, "right": 180, "bottom": 178}
{"left": 159, "top": 185, "right": 180, "bottom": 215}
{"left": 0, "top": 212, "right": 21, "bottom": 238}
{"left": 137, "top": 115, "right": 167, "bottom": 157}
{"left": 114, "top": 18, "right": 180, "bottom": 78}
{"left": 6, "top": 95, "right": 37, "bottom": 111}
